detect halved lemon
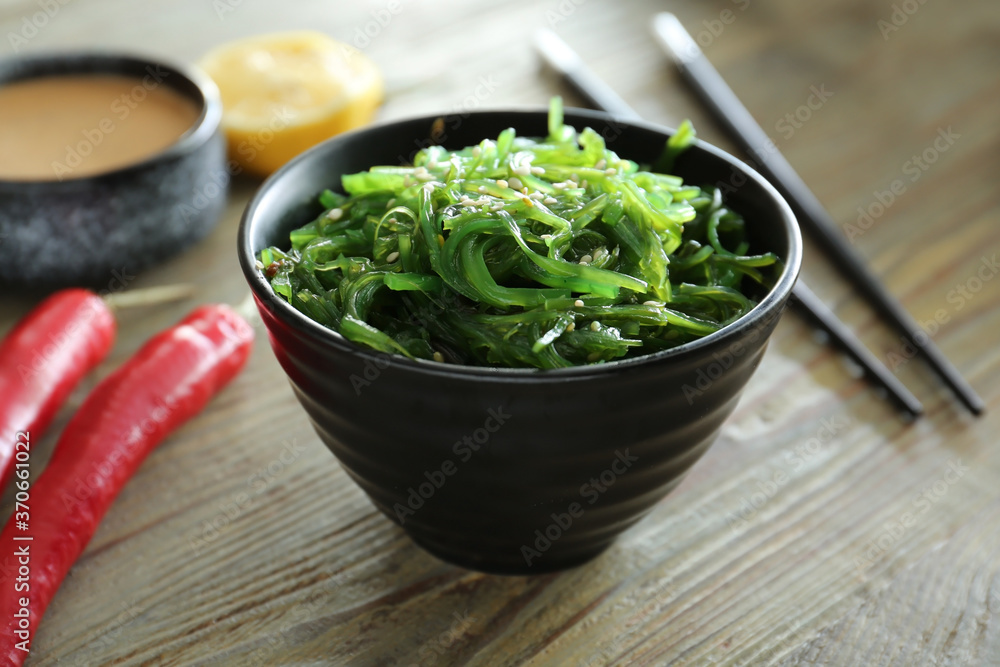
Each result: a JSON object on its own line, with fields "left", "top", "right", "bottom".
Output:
{"left": 198, "top": 31, "right": 383, "bottom": 177}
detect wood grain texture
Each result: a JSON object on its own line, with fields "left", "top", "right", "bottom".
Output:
{"left": 0, "top": 0, "right": 998, "bottom": 664}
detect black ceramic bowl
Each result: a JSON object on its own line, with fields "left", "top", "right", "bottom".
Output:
{"left": 0, "top": 53, "right": 227, "bottom": 288}
{"left": 239, "top": 109, "right": 802, "bottom": 574}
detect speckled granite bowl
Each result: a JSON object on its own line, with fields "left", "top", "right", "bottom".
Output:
{"left": 240, "top": 109, "right": 802, "bottom": 574}
{"left": 0, "top": 53, "right": 226, "bottom": 288}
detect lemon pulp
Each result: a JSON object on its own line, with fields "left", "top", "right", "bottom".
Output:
{"left": 199, "top": 31, "right": 383, "bottom": 177}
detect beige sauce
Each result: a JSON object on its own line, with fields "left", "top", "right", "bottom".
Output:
{"left": 0, "top": 74, "right": 200, "bottom": 181}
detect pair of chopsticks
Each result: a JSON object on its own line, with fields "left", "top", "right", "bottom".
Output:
{"left": 535, "top": 17, "right": 984, "bottom": 418}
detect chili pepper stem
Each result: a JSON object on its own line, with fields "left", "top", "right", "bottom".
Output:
{"left": 101, "top": 284, "right": 196, "bottom": 311}
{"left": 233, "top": 290, "right": 258, "bottom": 322}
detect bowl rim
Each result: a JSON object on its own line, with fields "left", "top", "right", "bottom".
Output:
{"left": 0, "top": 51, "right": 222, "bottom": 187}
{"left": 238, "top": 107, "right": 802, "bottom": 381}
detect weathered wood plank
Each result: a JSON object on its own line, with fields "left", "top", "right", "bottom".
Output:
{"left": 0, "top": 0, "right": 997, "bottom": 664}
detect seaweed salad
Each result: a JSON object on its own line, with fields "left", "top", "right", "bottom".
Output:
{"left": 259, "top": 98, "right": 778, "bottom": 369}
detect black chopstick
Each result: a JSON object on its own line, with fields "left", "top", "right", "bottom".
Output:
{"left": 791, "top": 282, "right": 923, "bottom": 416}
{"left": 536, "top": 29, "right": 643, "bottom": 121}
{"left": 652, "top": 13, "right": 982, "bottom": 416}
{"left": 534, "top": 28, "right": 923, "bottom": 418}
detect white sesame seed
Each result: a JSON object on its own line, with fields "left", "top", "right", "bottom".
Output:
{"left": 460, "top": 194, "right": 472, "bottom": 202}
{"left": 593, "top": 247, "right": 607, "bottom": 260}
{"left": 508, "top": 177, "right": 523, "bottom": 191}
{"left": 254, "top": 259, "right": 264, "bottom": 270}
{"left": 566, "top": 322, "right": 575, "bottom": 332}
{"left": 491, "top": 204, "right": 504, "bottom": 211}
{"left": 531, "top": 166, "right": 546, "bottom": 175}
{"left": 529, "top": 191, "right": 544, "bottom": 200}
{"left": 579, "top": 254, "right": 593, "bottom": 265}
{"left": 513, "top": 165, "right": 531, "bottom": 177}
{"left": 386, "top": 251, "right": 400, "bottom": 263}
{"left": 540, "top": 234, "right": 554, "bottom": 240}
{"left": 543, "top": 196, "right": 558, "bottom": 205}
{"left": 595, "top": 158, "right": 606, "bottom": 169}
{"left": 386, "top": 198, "right": 396, "bottom": 208}
{"left": 433, "top": 351, "right": 445, "bottom": 362}
{"left": 574, "top": 299, "right": 585, "bottom": 307}
{"left": 326, "top": 208, "right": 343, "bottom": 220}
{"left": 605, "top": 167, "right": 617, "bottom": 175}
{"left": 521, "top": 187, "right": 529, "bottom": 195}
{"left": 427, "top": 161, "right": 438, "bottom": 170}
{"left": 472, "top": 146, "right": 481, "bottom": 157}
{"left": 478, "top": 186, "right": 488, "bottom": 194}
{"left": 552, "top": 182, "right": 567, "bottom": 190}
{"left": 590, "top": 321, "right": 601, "bottom": 332}
{"left": 496, "top": 179, "right": 509, "bottom": 189}
{"left": 643, "top": 300, "right": 660, "bottom": 306}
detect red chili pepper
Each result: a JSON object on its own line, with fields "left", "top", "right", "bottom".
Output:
{"left": 0, "top": 289, "right": 116, "bottom": 491}
{"left": 0, "top": 304, "right": 253, "bottom": 664}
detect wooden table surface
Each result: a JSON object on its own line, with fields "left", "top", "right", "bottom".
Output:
{"left": 2, "top": 0, "right": 999, "bottom": 664}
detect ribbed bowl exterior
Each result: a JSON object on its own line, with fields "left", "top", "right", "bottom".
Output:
{"left": 240, "top": 110, "right": 801, "bottom": 574}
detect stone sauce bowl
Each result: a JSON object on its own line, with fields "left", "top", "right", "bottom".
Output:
{"left": 0, "top": 53, "right": 226, "bottom": 288}
{"left": 238, "top": 109, "right": 802, "bottom": 574}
